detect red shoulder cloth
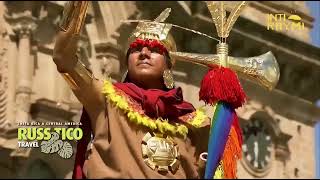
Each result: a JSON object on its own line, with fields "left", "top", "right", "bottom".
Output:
{"left": 113, "top": 82, "right": 195, "bottom": 121}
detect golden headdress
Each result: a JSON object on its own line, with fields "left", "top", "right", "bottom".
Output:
{"left": 124, "top": 8, "right": 177, "bottom": 66}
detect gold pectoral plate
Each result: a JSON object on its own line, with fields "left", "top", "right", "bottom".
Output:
{"left": 141, "top": 132, "right": 180, "bottom": 173}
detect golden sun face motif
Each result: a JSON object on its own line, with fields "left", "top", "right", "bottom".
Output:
{"left": 141, "top": 132, "right": 180, "bottom": 173}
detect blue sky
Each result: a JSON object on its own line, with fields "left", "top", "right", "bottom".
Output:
{"left": 307, "top": 1, "right": 320, "bottom": 47}
{"left": 306, "top": 2, "right": 320, "bottom": 178}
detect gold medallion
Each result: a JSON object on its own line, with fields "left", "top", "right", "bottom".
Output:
{"left": 141, "top": 132, "right": 180, "bottom": 173}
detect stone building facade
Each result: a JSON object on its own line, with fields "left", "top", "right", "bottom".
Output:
{"left": 0, "top": 1, "right": 319, "bottom": 178}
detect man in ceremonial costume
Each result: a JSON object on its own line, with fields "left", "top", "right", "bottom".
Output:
{"left": 52, "top": 1, "right": 279, "bottom": 179}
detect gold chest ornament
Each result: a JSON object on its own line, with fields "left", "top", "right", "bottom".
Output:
{"left": 141, "top": 132, "right": 180, "bottom": 173}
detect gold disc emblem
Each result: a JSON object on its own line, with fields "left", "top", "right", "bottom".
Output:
{"left": 141, "top": 132, "right": 180, "bottom": 173}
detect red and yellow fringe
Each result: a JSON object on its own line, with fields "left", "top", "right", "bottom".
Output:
{"left": 221, "top": 125, "right": 242, "bottom": 178}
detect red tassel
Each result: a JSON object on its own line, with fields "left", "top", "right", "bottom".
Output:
{"left": 199, "top": 66, "right": 246, "bottom": 108}
{"left": 199, "top": 66, "right": 245, "bottom": 178}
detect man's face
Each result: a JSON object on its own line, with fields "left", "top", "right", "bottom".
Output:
{"left": 127, "top": 43, "right": 168, "bottom": 87}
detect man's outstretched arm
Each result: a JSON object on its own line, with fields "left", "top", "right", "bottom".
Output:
{"left": 52, "top": 2, "right": 106, "bottom": 129}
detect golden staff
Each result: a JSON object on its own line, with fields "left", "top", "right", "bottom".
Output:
{"left": 169, "top": 1, "right": 280, "bottom": 90}
{"left": 59, "top": 1, "right": 89, "bottom": 35}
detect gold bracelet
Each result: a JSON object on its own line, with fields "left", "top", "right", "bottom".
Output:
{"left": 61, "top": 72, "right": 79, "bottom": 90}
{"left": 60, "top": 60, "right": 94, "bottom": 90}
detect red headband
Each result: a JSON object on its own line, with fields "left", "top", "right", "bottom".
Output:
{"left": 129, "top": 38, "right": 168, "bottom": 55}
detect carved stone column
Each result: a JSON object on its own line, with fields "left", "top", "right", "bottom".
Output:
{"left": 0, "top": 32, "right": 9, "bottom": 133}
{"left": 6, "top": 11, "right": 37, "bottom": 125}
